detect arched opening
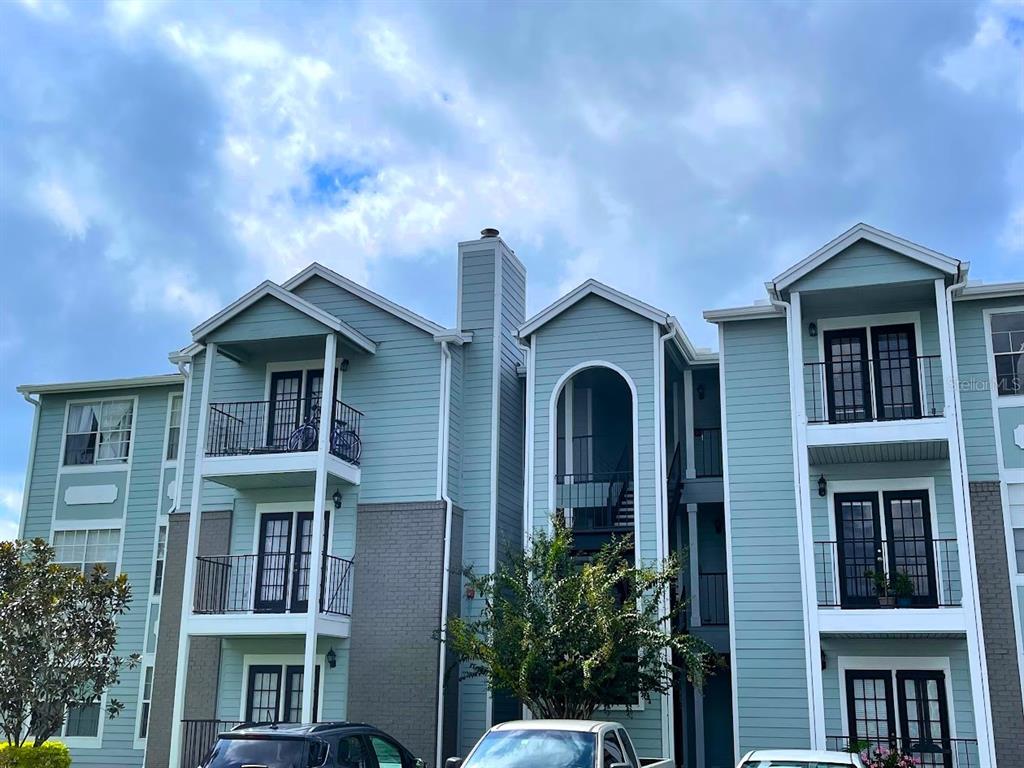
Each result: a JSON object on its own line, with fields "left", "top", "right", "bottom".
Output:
{"left": 553, "top": 365, "right": 635, "bottom": 557}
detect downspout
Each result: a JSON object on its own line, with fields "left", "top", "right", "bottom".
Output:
{"left": 435, "top": 340, "right": 455, "bottom": 768}
{"left": 770, "top": 293, "right": 823, "bottom": 748}
{"left": 17, "top": 392, "right": 41, "bottom": 541}
{"left": 657, "top": 321, "right": 677, "bottom": 763}
{"left": 943, "top": 274, "right": 998, "bottom": 767}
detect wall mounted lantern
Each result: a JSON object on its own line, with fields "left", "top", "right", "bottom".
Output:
{"left": 808, "top": 322, "right": 818, "bottom": 337}
{"left": 332, "top": 490, "right": 343, "bottom": 509}
{"left": 327, "top": 647, "right": 337, "bottom": 669}
{"left": 817, "top": 474, "right": 827, "bottom": 497}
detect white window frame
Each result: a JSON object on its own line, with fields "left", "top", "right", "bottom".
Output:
{"left": 987, "top": 310, "right": 1024, "bottom": 400}
{"left": 60, "top": 694, "right": 107, "bottom": 748}
{"left": 133, "top": 659, "right": 155, "bottom": 749}
{"left": 51, "top": 525, "right": 123, "bottom": 578}
{"left": 164, "top": 392, "right": 184, "bottom": 462}
{"left": 151, "top": 520, "right": 168, "bottom": 598}
{"left": 814, "top": 312, "right": 928, "bottom": 423}
{"left": 1008, "top": 484, "right": 1024, "bottom": 585}
{"left": 59, "top": 395, "right": 139, "bottom": 472}
{"left": 238, "top": 654, "right": 326, "bottom": 723}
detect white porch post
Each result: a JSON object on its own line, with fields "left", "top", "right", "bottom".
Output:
{"left": 694, "top": 686, "right": 706, "bottom": 768}
{"left": 684, "top": 369, "right": 696, "bottom": 480}
{"left": 688, "top": 505, "right": 701, "bottom": 628}
{"left": 302, "top": 332, "right": 337, "bottom": 722}
{"left": 169, "top": 342, "right": 217, "bottom": 768}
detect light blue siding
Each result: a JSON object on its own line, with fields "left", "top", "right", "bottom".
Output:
{"left": 790, "top": 241, "right": 945, "bottom": 293}
{"left": 998, "top": 407, "right": 1024, "bottom": 471}
{"left": 528, "top": 293, "right": 665, "bottom": 755}
{"left": 19, "top": 385, "right": 182, "bottom": 767}
{"left": 205, "top": 295, "right": 332, "bottom": 344}
{"left": 721, "top": 318, "right": 811, "bottom": 751}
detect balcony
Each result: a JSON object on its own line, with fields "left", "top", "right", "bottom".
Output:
{"left": 825, "top": 735, "right": 979, "bottom": 768}
{"left": 693, "top": 427, "right": 722, "bottom": 478}
{"left": 190, "top": 552, "right": 353, "bottom": 636}
{"left": 180, "top": 720, "right": 245, "bottom": 768}
{"left": 201, "top": 398, "right": 363, "bottom": 488}
{"left": 698, "top": 571, "right": 728, "bottom": 625}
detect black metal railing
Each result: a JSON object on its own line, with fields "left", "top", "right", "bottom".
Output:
{"left": 693, "top": 427, "right": 722, "bottom": 478}
{"left": 814, "top": 538, "right": 961, "bottom": 608}
{"left": 698, "top": 572, "right": 728, "bottom": 625}
{"left": 193, "top": 552, "right": 354, "bottom": 616}
{"left": 556, "top": 434, "right": 596, "bottom": 475}
{"left": 180, "top": 719, "right": 245, "bottom": 768}
{"left": 804, "top": 355, "right": 943, "bottom": 424}
{"left": 555, "top": 470, "right": 633, "bottom": 530}
{"left": 667, "top": 443, "right": 684, "bottom": 515}
{"left": 205, "top": 398, "right": 363, "bottom": 464}
{"left": 825, "top": 735, "right": 979, "bottom": 768}
{"left": 321, "top": 554, "right": 354, "bottom": 615}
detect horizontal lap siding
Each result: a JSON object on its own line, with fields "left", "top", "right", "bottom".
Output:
{"left": 722, "top": 318, "right": 811, "bottom": 751}
{"left": 791, "top": 242, "right": 944, "bottom": 292}
{"left": 496, "top": 256, "right": 525, "bottom": 567}
{"left": 292, "top": 276, "right": 441, "bottom": 503}
{"left": 447, "top": 344, "right": 464, "bottom": 505}
{"left": 529, "top": 295, "right": 663, "bottom": 754}
{"left": 205, "top": 296, "right": 331, "bottom": 344}
{"left": 952, "top": 297, "right": 1024, "bottom": 480}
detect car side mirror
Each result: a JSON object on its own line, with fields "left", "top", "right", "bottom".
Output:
{"left": 445, "top": 759, "right": 463, "bottom": 768}
{"left": 414, "top": 759, "right": 426, "bottom": 768}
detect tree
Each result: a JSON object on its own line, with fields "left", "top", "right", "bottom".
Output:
{"left": 442, "top": 519, "right": 719, "bottom": 720}
{"left": 0, "top": 538, "right": 140, "bottom": 747}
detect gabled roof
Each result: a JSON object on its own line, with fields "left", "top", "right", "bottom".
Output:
{"left": 770, "top": 223, "right": 965, "bottom": 293}
{"left": 282, "top": 262, "right": 448, "bottom": 336}
{"left": 191, "top": 281, "right": 377, "bottom": 354}
{"left": 18, "top": 373, "right": 184, "bottom": 396}
{"left": 519, "top": 279, "right": 670, "bottom": 338}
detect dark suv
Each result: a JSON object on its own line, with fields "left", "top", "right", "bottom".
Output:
{"left": 200, "top": 722, "right": 427, "bottom": 768}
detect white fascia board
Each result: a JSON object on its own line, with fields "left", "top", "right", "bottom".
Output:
{"left": 703, "top": 304, "right": 785, "bottom": 323}
{"left": 771, "top": 223, "right": 962, "bottom": 292}
{"left": 432, "top": 330, "right": 474, "bottom": 345}
{"left": 168, "top": 342, "right": 204, "bottom": 364}
{"left": 954, "top": 281, "right": 1024, "bottom": 302}
{"left": 190, "top": 280, "right": 377, "bottom": 354}
{"left": 281, "top": 262, "right": 447, "bottom": 336}
{"left": 519, "top": 278, "right": 669, "bottom": 338}
{"left": 17, "top": 373, "right": 184, "bottom": 396}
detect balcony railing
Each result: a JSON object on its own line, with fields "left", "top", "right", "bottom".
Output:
{"left": 698, "top": 571, "right": 728, "bottom": 625}
{"left": 205, "top": 398, "right": 363, "bottom": 465}
{"left": 193, "top": 552, "right": 354, "bottom": 616}
{"left": 693, "top": 427, "right": 722, "bottom": 478}
{"left": 804, "top": 355, "right": 943, "bottom": 424}
{"left": 825, "top": 735, "right": 979, "bottom": 768}
{"left": 180, "top": 720, "right": 245, "bottom": 768}
{"left": 555, "top": 470, "right": 633, "bottom": 531}
{"left": 814, "top": 538, "right": 961, "bottom": 608}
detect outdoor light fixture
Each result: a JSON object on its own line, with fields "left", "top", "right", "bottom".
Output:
{"left": 697, "top": 384, "right": 706, "bottom": 400}
{"left": 327, "top": 647, "right": 337, "bottom": 669}
{"left": 340, "top": 358, "right": 350, "bottom": 372}
{"left": 818, "top": 474, "right": 827, "bottom": 497}
{"left": 332, "top": 490, "right": 343, "bottom": 509}
{"left": 808, "top": 322, "right": 818, "bottom": 337}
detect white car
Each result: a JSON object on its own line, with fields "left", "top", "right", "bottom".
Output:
{"left": 737, "top": 749, "right": 867, "bottom": 768}
{"left": 447, "top": 719, "right": 673, "bottom": 768}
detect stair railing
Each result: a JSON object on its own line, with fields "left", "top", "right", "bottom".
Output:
{"left": 605, "top": 446, "right": 633, "bottom": 527}
{"left": 667, "top": 442, "right": 683, "bottom": 515}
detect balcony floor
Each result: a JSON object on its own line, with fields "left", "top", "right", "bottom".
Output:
{"left": 201, "top": 451, "right": 360, "bottom": 489}
{"left": 186, "top": 612, "right": 351, "bottom": 639}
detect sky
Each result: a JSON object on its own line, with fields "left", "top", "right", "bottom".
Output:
{"left": 0, "top": 0, "right": 1021, "bottom": 540}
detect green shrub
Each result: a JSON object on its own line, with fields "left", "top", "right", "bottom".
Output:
{"left": 0, "top": 742, "right": 72, "bottom": 768}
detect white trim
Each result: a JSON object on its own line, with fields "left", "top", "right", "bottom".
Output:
{"left": 238, "top": 654, "right": 326, "bottom": 722}
{"left": 655, "top": 321, "right": 674, "bottom": 759}
{"left": 60, "top": 692, "right": 108, "bottom": 749}
{"left": 483, "top": 249, "right": 503, "bottom": 730}
{"left": 519, "top": 278, "right": 669, "bottom": 338}
{"left": 835, "top": 656, "right": 958, "bottom": 742}
{"left": 523, "top": 336, "right": 536, "bottom": 550}
{"left": 694, "top": 686, "right": 705, "bottom": 768}
{"left": 772, "top": 223, "right": 961, "bottom": 292}
{"left": 282, "top": 262, "right": 447, "bottom": 336}
{"left": 683, "top": 370, "right": 696, "bottom": 480}
{"left": 17, "top": 396, "right": 41, "bottom": 540}
{"left": 133, "top": 659, "right": 155, "bottom": 751}
{"left": 56, "top": 394, "right": 140, "bottom": 472}
{"left": 16, "top": 373, "right": 183, "bottom": 396}
{"left": 435, "top": 340, "right": 455, "bottom": 768}
{"left": 955, "top": 282, "right": 1024, "bottom": 301}
{"left": 717, "top": 323, "right": 742, "bottom": 761}
{"left": 703, "top": 304, "right": 785, "bottom": 323}
{"left": 190, "top": 280, "right": 377, "bottom": 354}
{"left": 688, "top": 506, "right": 700, "bottom": 627}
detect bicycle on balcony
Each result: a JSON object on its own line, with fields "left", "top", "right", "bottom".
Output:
{"left": 287, "top": 406, "right": 362, "bottom": 464}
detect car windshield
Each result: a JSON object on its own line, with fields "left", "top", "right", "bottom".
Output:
{"left": 463, "top": 729, "right": 596, "bottom": 768}
{"left": 203, "top": 736, "right": 307, "bottom": 768}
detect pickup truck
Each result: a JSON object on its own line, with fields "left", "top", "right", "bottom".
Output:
{"left": 445, "top": 719, "right": 673, "bottom": 768}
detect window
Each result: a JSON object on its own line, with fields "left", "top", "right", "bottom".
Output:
{"left": 166, "top": 394, "right": 183, "bottom": 460}
{"left": 991, "top": 312, "right": 1024, "bottom": 396}
{"left": 368, "top": 735, "right": 405, "bottom": 768}
{"left": 63, "top": 400, "right": 134, "bottom": 466}
{"left": 137, "top": 666, "right": 153, "bottom": 739}
{"left": 153, "top": 525, "right": 167, "bottom": 596}
{"left": 53, "top": 528, "right": 120, "bottom": 577}
{"left": 64, "top": 702, "right": 100, "bottom": 738}
{"left": 1010, "top": 485, "right": 1024, "bottom": 575}
{"left": 244, "top": 663, "right": 320, "bottom": 723}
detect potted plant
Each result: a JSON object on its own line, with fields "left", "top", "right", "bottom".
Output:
{"left": 865, "top": 569, "right": 894, "bottom": 607}
{"left": 890, "top": 571, "right": 915, "bottom": 608}
{"left": 858, "top": 743, "right": 921, "bottom": 767}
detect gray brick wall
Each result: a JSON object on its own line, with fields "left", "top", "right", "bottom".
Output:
{"left": 969, "top": 481, "right": 1024, "bottom": 763}
{"left": 146, "top": 509, "right": 232, "bottom": 768}
{"left": 348, "top": 501, "right": 461, "bottom": 768}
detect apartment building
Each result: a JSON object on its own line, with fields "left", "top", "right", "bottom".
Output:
{"left": 13, "top": 224, "right": 1023, "bottom": 767}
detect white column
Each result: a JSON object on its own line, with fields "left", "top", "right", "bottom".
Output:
{"left": 684, "top": 369, "right": 696, "bottom": 479}
{"left": 302, "top": 332, "right": 337, "bottom": 722}
{"left": 169, "top": 342, "right": 217, "bottom": 768}
{"left": 694, "top": 686, "right": 705, "bottom": 768}
{"left": 936, "top": 278, "right": 996, "bottom": 766}
{"left": 688, "top": 505, "right": 701, "bottom": 627}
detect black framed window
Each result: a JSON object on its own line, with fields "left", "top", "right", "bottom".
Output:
{"left": 897, "top": 671, "right": 952, "bottom": 768}
{"left": 991, "top": 311, "right": 1024, "bottom": 396}
{"left": 845, "top": 670, "right": 896, "bottom": 748}
{"left": 835, "top": 493, "right": 883, "bottom": 608}
{"left": 871, "top": 324, "right": 920, "bottom": 420}
{"left": 246, "top": 665, "right": 282, "bottom": 723}
{"left": 883, "top": 491, "right": 938, "bottom": 607}
{"left": 824, "top": 329, "right": 872, "bottom": 423}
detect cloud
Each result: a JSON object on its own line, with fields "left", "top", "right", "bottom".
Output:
{"left": 0, "top": 481, "right": 23, "bottom": 543}
{"left": 30, "top": 179, "right": 90, "bottom": 239}
{"left": 938, "top": 0, "right": 1024, "bottom": 109}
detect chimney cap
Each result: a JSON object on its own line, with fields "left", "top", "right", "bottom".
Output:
{"left": 480, "top": 227, "right": 500, "bottom": 238}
